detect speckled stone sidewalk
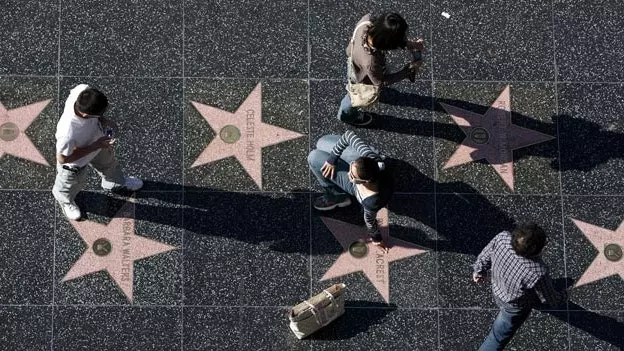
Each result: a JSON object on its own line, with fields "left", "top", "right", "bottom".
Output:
{"left": 1, "top": 0, "right": 623, "bottom": 350}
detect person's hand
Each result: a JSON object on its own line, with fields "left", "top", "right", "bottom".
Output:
{"left": 404, "top": 61, "right": 422, "bottom": 82}
{"left": 373, "top": 240, "right": 389, "bottom": 253}
{"left": 321, "top": 161, "right": 335, "bottom": 179}
{"left": 472, "top": 272, "right": 486, "bottom": 283}
{"left": 100, "top": 117, "right": 119, "bottom": 135}
{"left": 407, "top": 38, "right": 425, "bottom": 52}
{"left": 92, "top": 136, "right": 115, "bottom": 149}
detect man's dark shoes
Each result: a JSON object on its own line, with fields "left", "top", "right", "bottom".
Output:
{"left": 313, "top": 195, "right": 352, "bottom": 211}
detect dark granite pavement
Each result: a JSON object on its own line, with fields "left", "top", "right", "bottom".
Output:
{"left": 1, "top": 0, "right": 623, "bottom": 350}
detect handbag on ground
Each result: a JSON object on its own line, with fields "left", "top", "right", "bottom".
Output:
{"left": 288, "top": 283, "right": 346, "bottom": 339}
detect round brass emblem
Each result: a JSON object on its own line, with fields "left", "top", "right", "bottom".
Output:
{"left": 604, "top": 243, "right": 622, "bottom": 262}
{"left": 93, "top": 238, "right": 112, "bottom": 257}
{"left": 0, "top": 122, "right": 19, "bottom": 142}
{"left": 470, "top": 127, "right": 490, "bottom": 145}
{"left": 219, "top": 125, "right": 241, "bottom": 144}
{"left": 349, "top": 241, "right": 368, "bottom": 258}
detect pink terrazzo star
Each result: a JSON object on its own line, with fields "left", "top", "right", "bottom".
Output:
{"left": 440, "top": 85, "right": 554, "bottom": 190}
{"left": 320, "top": 208, "right": 428, "bottom": 303}
{"left": 0, "top": 99, "right": 51, "bottom": 166}
{"left": 62, "top": 197, "right": 177, "bottom": 301}
{"left": 571, "top": 218, "right": 624, "bottom": 288}
{"left": 190, "top": 83, "right": 304, "bottom": 189}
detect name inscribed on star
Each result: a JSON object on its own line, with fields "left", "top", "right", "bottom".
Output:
{"left": 375, "top": 248, "right": 386, "bottom": 284}
{"left": 497, "top": 99, "right": 510, "bottom": 174}
{"left": 121, "top": 216, "right": 133, "bottom": 282}
{"left": 245, "top": 109, "right": 255, "bottom": 161}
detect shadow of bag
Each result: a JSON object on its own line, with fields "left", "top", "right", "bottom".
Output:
{"left": 288, "top": 283, "right": 346, "bottom": 339}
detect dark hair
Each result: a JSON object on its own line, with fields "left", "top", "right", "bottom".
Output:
{"left": 511, "top": 222, "right": 547, "bottom": 257}
{"left": 76, "top": 88, "right": 108, "bottom": 115}
{"left": 367, "top": 13, "right": 408, "bottom": 50}
{"left": 353, "top": 157, "right": 380, "bottom": 182}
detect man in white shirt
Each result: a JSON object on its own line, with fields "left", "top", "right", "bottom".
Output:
{"left": 52, "top": 84, "right": 143, "bottom": 220}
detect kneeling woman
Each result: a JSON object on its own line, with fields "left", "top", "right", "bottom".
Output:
{"left": 308, "top": 130, "right": 394, "bottom": 246}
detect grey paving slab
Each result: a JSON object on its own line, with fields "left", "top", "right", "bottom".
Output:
{"left": 58, "top": 78, "right": 184, "bottom": 191}
{"left": 568, "top": 310, "right": 624, "bottom": 350}
{"left": 183, "top": 191, "right": 310, "bottom": 306}
{"left": 432, "top": 0, "right": 555, "bottom": 81}
{"left": 0, "top": 77, "right": 57, "bottom": 189}
{"left": 440, "top": 309, "right": 570, "bottom": 351}
{"left": 439, "top": 309, "right": 498, "bottom": 351}
{"left": 185, "top": 0, "right": 307, "bottom": 78}
{"left": 0, "top": 0, "right": 58, "bottom": 75}
{"left": 564, "top": 196, "right": 624, "bottom": 311}
{"left": 311, "top": 307, "right": 438, "bottom": 350}
{"left": 240, "top": 307, "right": 310, "bottom": 351}
{"left": 0, "top": 306, "right": 52, "bottom": 351}
{"left": 433, "top": 82, "right": 559, "bottom": 195}
{"left": 557, "top": 83, "right": 624, "bottom": 195}
{"left": 0, "top": 191, "right": 54, "bottom": 305}
{"left": 183, "top": 307, "right": 243, "bottom": 351}
{"left": 55, "top": 192, "right": 183, "bottom": 305}
{"left": 184, "top": 79, "right": 308, "bottom": 192}
{"left": 436, "top": 194, "right": 565, "bottom": 308}
{"left": 555, "top": 0, "right": 624, "bottom": 82}
{"left": 52, "top": 306, "right": 181, "bottom": 351}
{"left": 310, "top": 3, "right": 430, "bottom": 80}
{"left": 60, "top": 0, "right": 182, "bottom": 76}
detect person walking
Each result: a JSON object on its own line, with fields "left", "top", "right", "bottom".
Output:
{"left": 52, "top": 84, "right": 143, "bottom": 220}
{"left": 339, "top": 12, "right": 424, "bottom": 126}
{"left": 308, "top": 130, "right": 394, "bottom": 246}
{"left": 473, "top": 222, "right": 568, "bottom": 350}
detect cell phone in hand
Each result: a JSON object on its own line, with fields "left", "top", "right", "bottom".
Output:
{"left": 105, "top": 128, "right": 115, "bottom": 138}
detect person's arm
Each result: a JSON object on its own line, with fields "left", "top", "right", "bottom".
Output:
{"left": 326, "top": 130, "right": 379, "bottom": 165}
{"left": 368, "top": 38, "right": 425, "bottom": 86}
{"left": 364, "top": 207, "right": 382, "bottom": 242}
{"left": 473, "top": 236, "right": 496, "bottom": 280}
{"left": 534, "top": 274, "right": 567, "bottom": 307}
{"left": 56, "top": 137, "right": 112, "bottom": 164}
{"left": 368, "top": 59, "right": 408, "bottom": 87}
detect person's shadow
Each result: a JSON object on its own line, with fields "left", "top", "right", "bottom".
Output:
{"left": 74, "top": 177, "right": 621, "bottom": 345}
{"left": 561, "top": 302, "right": 624, "bottom": 348}
{"left": 367, "top": 88, "right": 624, "bottom": 172}
{"left": 76, "top": 160, "right": 515, "bottom": 259}
{"left": 77, "top": 184, "right": 339, "bottom": 254}
{"left": 537, "top": 278, "right": 624, "bottom": 348}
{"left": 388, "top": 158, "right": 514, "bottom": 256}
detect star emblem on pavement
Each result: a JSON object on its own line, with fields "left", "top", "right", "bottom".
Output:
{"left": 0, "top": 99, "right": 51, "bottom": 166}
{"left": 190, "top": 83, "right": 304, "bottom": 189}
{"left": 320, "top": 208, "right": 428, "bottom": 303}
{"left": 440, "top": 85, "right": 554, "bottom": 190}
{"left": 62, "top": 197, "right": 177, "bottom": 301}
{"left": 571, "top": 217, "right": 624, "bottom": 288}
